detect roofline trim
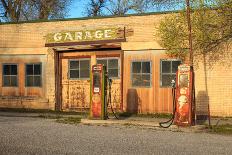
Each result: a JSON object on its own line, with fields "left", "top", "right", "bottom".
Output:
{"left": 0, "top": 10, "right": 179, "bottom": 25}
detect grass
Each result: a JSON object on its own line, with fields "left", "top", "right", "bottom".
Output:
{"left": 38, "top": 114, "right": 63, "bottom": 119}
{"left": 118, "top": 112, "right": 172, "bottom": 119}
{"left": 56, "top": 117, "right": 82, "bottom": 125}
{"left": 0, "top": 108, "right": 88, "bottom": 116}
{"left": 1, "top": 108, "right": 172, "bottom": 119}
{"left": 207, "top": 124, "right": 232, "bottom": 135}
{"left": 123, "top": 122, "right": 134, "bottom": 126}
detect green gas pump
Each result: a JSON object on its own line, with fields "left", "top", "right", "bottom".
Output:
{"left": 90, "top": 64, "right": 108, "bottom": 120}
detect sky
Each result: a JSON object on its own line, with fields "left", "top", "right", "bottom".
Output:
{"left": 68, "top": 1, "right": 87, "bottom": 18}
{"left": 67, "top": 0, "right": 186, "bottom": 19}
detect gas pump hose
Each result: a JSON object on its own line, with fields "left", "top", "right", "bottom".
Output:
{"left": 159, "top": 87, "right": 176, "bottom": 128}
{"left": 107, "top": 78, "right": 119, "bottom": 120}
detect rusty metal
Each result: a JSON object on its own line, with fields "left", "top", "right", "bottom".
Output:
{"left": 186, "top": 0, "right": 193, "bottom": 66}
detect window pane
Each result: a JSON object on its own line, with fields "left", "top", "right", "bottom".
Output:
{"left": 108, "top": 69, "right": 118, "bottom": 77}
{"left": 34, "top": 64, "right": 41, "bottom": 75}
{"left": 172, "top": 61, "right": 181, "bottom": 73}
{"left": 142, "top": 74, "right": 150, "bottom": 86}
{"left": 70, "top": 61, "right": 79, "bottom": 70}
{"left": 3, "top": 76, "right": 11, "bottom": 86}
{"left": 142, "top": 62, "right": 150, "bottom": 73}
{"left": 162, "top": 61, "right": 171, "bottom": 73}
{"left": 132, "top": 74, "right": 142, "bottom": 86}
{"left": 34, "top": 76, "right": 41, "bottom": 86}
{"left": 108, "top": 59, "right": 118, "bottom": 69}
{"left": 80, "top": 60, "right": 90, "bottom": 70}
{"left": 26, "top": 65, "right": 34, "bottom": 75}
{"left": 80, "top": 69, "right": 89, "bottom": 78}
{"left": 11, "top": 65, "right": 18, "bottom": 75}
{"left": 162, "top": 74, "right": 176, "bottom": 87}
{"left": 3, "top": 65, "right": 11, "bottom": 75}
{"left": 97, "top": 60, "right": 107, "bottom": 67}
{"left": 70, "top": 70, "right": 79, "bottom": 78}
{"left": 132, "top": 62, "right": 141, "bottom": 73}
{"left": 26, "top": 76, "right": 34, "bottom": 86}
{"left": 11, "top": 76, "right": 17, "bottom": 86}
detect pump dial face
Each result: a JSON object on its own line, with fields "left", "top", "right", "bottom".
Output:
{"left": 179, "top": 74, "right": 189, "bottom": 88}
{"left": 92, "top": 94, "right": 101, "bottom": 103}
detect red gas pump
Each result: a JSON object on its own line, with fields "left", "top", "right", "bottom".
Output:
{"left": 90, "top": 64, "right": 107, "bottom": 120}
{"left": 174, "top": 64, "right": 195, "bottom": 126}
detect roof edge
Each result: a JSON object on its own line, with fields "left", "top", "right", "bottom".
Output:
{"left": 0, "top": 10, "right": 179, "bottom": 25}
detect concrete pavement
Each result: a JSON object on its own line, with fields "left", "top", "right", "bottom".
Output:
{"left": 0, "top": 111, "right": 213, "bottom": 133}
{"left": 0, "top": 111, "right": 231, "bottom": 133}
{"left": 1, "top": 116, "right": 232, "bottom": 155}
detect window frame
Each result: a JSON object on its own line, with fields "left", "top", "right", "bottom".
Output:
{"left": 160, "top": 59, "right": 182, "bottom": 88}
{"left": 131, "top": 60, "right": 152, "bottom": 88}
{"left": 68, "top": 58, "right": 91, "bottom": 80}
{"left": 96, "top": 57, "right": 120, "bottom": 79}
{"left": 2, "top": 63, "right": 18, "bottom": 87}
{"left": 25, "top": 63, "right": 42, "bottom": 87}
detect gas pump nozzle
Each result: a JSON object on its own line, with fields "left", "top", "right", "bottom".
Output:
{"left": 171, "top": 79, "right": 176, "bottom": 89}
{"left": 108, "top": 78, "right": 112, "bottom": 85}
{"left": 159, "top": 79, "right": 176, "bottom": 128}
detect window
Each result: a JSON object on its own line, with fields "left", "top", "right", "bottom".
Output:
{"left": 25, "top": 63, "right": 42, "bottom": 87}
{"left": 97, "top": 58, "right": 119, "bottom": 78}
{"left": 69, "top": 59, "right": 90, "bottom": 79}
{"left": 2, "top": 64, "right": 18, "bottom": 87}
{"left": 160, "top": 59, "right": 181, "bottom": 87}
{"left": 131, "top": 61, "right": 151, "bottom": 87}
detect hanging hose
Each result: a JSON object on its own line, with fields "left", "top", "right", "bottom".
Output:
{"left": 107, "top": 78, "right": 119, "bottom": 120}
{"left": 159, "top": 80, "right": 176, "bottom": 128}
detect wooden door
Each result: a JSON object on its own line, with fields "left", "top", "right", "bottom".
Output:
{"left": 61, "top": 57, "right": 91, "bottom": 111}
{"left": 59, "top": 51, "right": 122, "bottom": 112}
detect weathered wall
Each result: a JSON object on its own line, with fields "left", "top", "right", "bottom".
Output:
{"left": 194, "top": 45, "right": 232, "bottom": 117}
{"left": 0, "top": 13, "right": 232, "bottom": 116}
{"left": 123, "top": 50, "right": 173, "bottom": 114}
{"left": 0, "top": 14, "right": 166, "bottom": 49}
{"left": 0, "top": 13, "right": 166, "bottom": 111}
{"left": 0, "top": 53, "right": 55, "bottom": 109}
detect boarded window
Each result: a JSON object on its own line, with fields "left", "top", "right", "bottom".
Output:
{"left": 160, "top": 60, "right": 181, "bottom": 87}
{"left": 131, "top": 61, "right": 151, "bottom": 87}
{"left": 3, "top": 64, "right": 18, "bottom": 87}
{"left": 26, "top": 63, "right": 42, "bottom": 87}
{"left": 96, "top": 58, "right": 119, "bottom": 78}
{"left": 69, "top": 59, "right": 90, "bottom": 79}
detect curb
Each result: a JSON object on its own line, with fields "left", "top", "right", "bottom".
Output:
{"left": 81, "top": 119, "right": 207, "bottom": 133}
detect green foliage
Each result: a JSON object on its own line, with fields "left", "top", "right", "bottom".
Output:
{"left": 157, "top": 0, "right": 232, "bottom": 60}
{"left": 118, "top": 112, "right": 172, "bottom": 118}
{"left": 158, "top": 11, "right": 189, "bottom": 59}
{"left": 0, "top": 108, "right": 88, "bottom": 116}
{"left": 38, "top": 114, "right": 63, "bottom": 119}
{"left": 56, "top": 117, "right": 82, "bottom": 124}
{"left": 209, "top": 124, "right": 232, "bottom": 135}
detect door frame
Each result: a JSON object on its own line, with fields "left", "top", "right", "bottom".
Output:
{"left": 55, "top": 49, "right": 123, "bottom": 111}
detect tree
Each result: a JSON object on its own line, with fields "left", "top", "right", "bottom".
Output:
{"left": 157, "top": 0, "right": 232, "bottom": 61}
{"left": 85, "top": 0, "right": 154, "bottom": 16}
{"left": 84, "top": 0, "right": 133, "bottom": 16}
{"left": 84, "top": 0, "right": 185, "bottom": 17}
{"left": 106, "top": 0, "right": 146, "bottom": 15}
{"left": 85, "top": 0, "right": 106, "bottom": 17}
{"left": 0, "top": 0, "right": 71, "bottom": 22}
{"left": 0, "top": 0, "right": 23, "bottom": 22}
